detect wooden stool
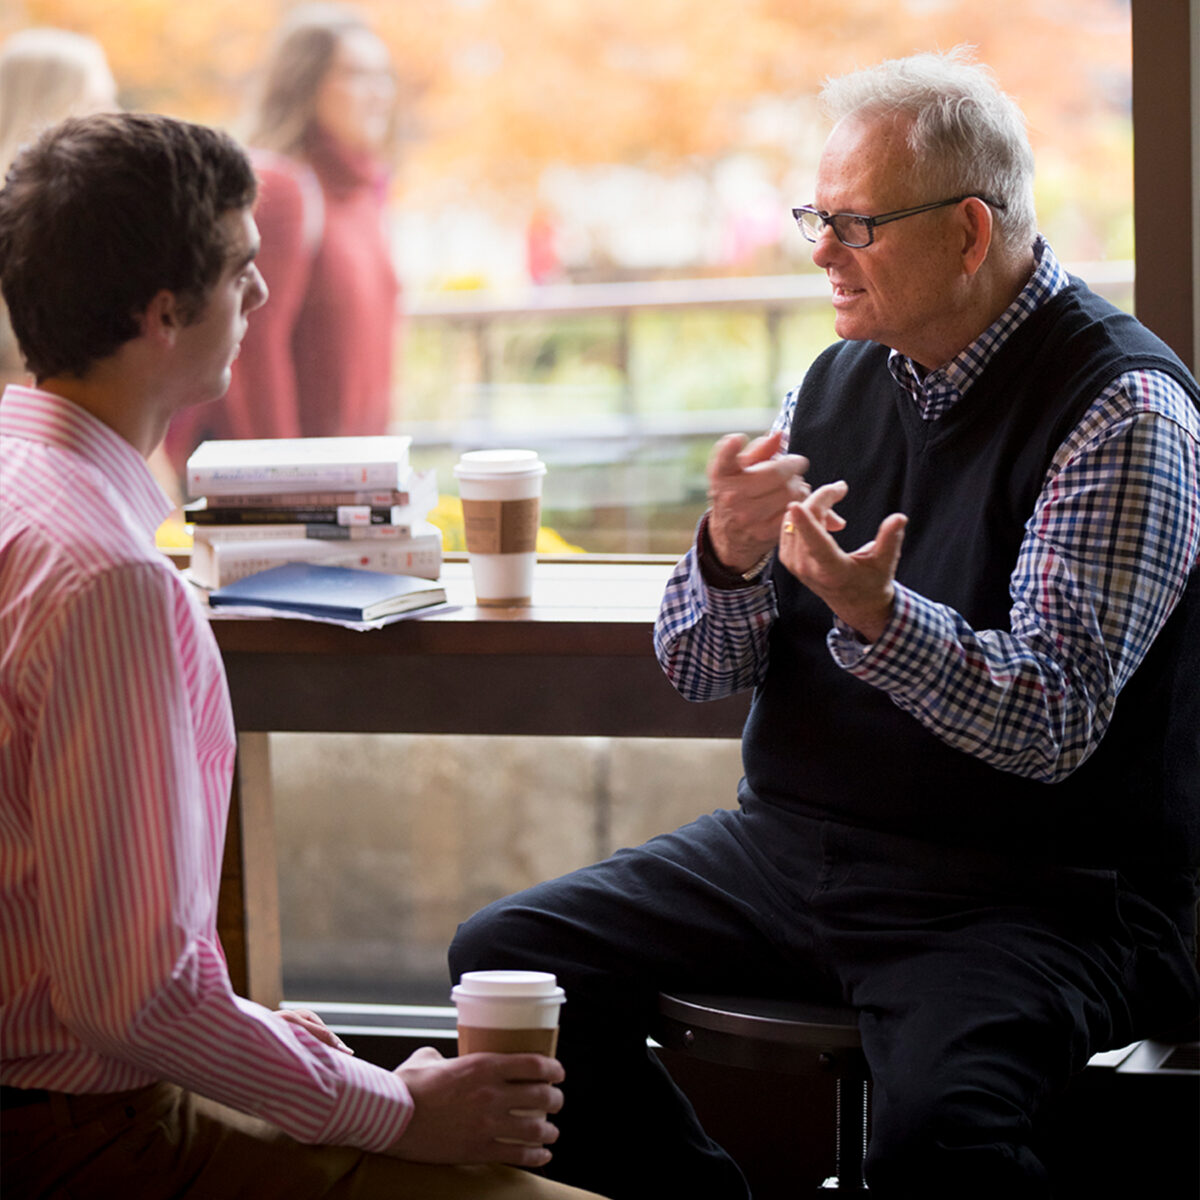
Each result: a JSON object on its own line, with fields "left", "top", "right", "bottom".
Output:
{"left": 653, "top": 992, "right": 870, "bottom": 1193}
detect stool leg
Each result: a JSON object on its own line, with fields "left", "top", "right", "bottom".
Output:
{"left": 818, "top": 1078, "right": 869, "bottom": 1193}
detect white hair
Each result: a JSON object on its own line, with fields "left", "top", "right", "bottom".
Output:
{"left": 820, "top": 47, "right": 1037, "bottom": 255}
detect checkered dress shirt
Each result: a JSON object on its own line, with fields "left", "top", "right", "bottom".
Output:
{"left": 655, "top": 240, "right": 1200, "bottom": 782}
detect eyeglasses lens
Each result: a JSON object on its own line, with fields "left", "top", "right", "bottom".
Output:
{"left": 798, "top": 210, "right": 871, "bottom": 248}
{"left": 799, "top": 210, "right": 824, "bottom": 242}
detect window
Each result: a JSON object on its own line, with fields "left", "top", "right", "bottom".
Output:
{"left": 8, "top": 0, "right": 1194, "bottom": 1008}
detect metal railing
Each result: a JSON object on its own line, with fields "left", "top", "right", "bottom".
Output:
{"left": 401, "top": 263, "right": 1135, "bottom": 551}
{"left": 403, "top": 261, "right": 1136, "bottom": 451}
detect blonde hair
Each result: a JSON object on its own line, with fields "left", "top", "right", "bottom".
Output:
{"left": 0, "top": 28, "right": 115, "bottom": 180}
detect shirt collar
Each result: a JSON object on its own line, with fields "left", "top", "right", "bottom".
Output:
{"left": 888, "top": 237, "right": 1069, "bottom": 419}
{"left": 0, "top": 384, "right": 173, "bottom": 538}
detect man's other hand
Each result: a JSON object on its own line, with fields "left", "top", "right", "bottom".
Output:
{"left": 705, "top": 431, "right": 811, "bottom": 573}
{"left": 778, "top": 481, "right": 907, "bottom": 643}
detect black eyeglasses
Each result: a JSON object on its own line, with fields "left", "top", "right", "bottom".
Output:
{"left": 792, "top": 195, "right": 1006, "bottom": 248}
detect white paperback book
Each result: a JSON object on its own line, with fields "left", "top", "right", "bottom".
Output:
{"left": 188, "top": 522, "right": 444, "bottom": 589}
{"left": 186, "top": 435, "right": 413, "bottom": 498}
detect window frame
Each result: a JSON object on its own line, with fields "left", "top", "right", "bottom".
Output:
{"left": 1131, "top": 0, "right": 1199, "bottom": 372}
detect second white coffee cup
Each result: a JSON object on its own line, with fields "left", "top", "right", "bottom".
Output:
{"left": 451, "top": 969, "right": 565, "bottom": 1056}
{"left": 454, "top": 449, "right": 546, "bottom": 606}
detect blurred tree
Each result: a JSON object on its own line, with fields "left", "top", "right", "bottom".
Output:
{"left": 2, "top": 0, "right": 1131, "bottom": 243}
{"left": 4, "top": 1, "right": 1129, "bottom": 168}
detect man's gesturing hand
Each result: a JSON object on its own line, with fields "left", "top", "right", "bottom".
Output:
{"left": 388, "top": 1046, "right": 565, "bottom": 1168}
{"left": 778, "top": 481, "right": 908, "bottom": 644}
{"left": 706, "top": 431, "right": 811, "bottom": 573}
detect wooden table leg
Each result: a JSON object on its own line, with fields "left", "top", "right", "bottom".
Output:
{"left": 218, "top": 732, "right": 283, "bottom": 1009}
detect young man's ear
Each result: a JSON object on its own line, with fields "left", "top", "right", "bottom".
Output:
{"left": 138, "top": 289, "right": 183, "bottom": 346}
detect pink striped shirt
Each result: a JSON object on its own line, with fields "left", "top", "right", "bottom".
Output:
{"left": 0, "top": 385, "right": 410, "bottom": 1150}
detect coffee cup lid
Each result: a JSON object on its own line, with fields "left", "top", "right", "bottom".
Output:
{"left": 453, "top": 970, "right": 563, "bottom": 999}
{"left": 454, "top": 449, "right": 546, "bottom": 478}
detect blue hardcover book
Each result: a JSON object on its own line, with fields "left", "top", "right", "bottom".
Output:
{"left": 208, "top": 562, "right": 446, "bottom": 621}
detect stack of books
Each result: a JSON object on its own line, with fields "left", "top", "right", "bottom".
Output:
{"left": 183, "top": 435, "right": 443, "bottom": 589}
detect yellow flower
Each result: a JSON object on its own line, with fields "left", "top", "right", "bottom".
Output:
{"left": 155, "top": 513, "right": 193, "bottom": 549}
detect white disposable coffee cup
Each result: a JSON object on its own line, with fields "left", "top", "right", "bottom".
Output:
{"left": 453, "top": 450, "right": 546, "bottom": 607}
{"left": 452, "top": 970, "right": 566, "bottom": 1145}
{"left": 451, "top": 969, "right": 565, "bottom": 1057}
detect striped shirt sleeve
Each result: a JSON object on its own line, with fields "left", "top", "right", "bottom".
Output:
{"left": 27, "top": 560, "right": 411, "bottom": 1150}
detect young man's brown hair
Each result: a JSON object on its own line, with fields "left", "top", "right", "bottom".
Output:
{"left": 0, "top": 111, "right": 256, "bottom": 380}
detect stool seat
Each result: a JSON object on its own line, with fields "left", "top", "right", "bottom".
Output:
{"left": 653, "top": 992, "right": 870, "bottom": 1194}
{"left": 654, "top": 992, "right": 867, "bottom": 1077}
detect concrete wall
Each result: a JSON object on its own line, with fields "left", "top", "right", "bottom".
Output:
{"left": 272, "top": 732, "right": 744, "bottom": 1003}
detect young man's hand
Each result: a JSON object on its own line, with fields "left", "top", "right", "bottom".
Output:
{"left": 388, "top": 1046, "right": 565, "bottom": 1168}
{"left": 275, "top": 1007, "right": 354, "bottom": 1055}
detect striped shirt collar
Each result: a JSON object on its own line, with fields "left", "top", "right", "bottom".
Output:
{"left": 1, "top": 384, "right": 172, "bottom": 538}
{"left": 888, "top": 236, "right": 1069, "bottom": 420}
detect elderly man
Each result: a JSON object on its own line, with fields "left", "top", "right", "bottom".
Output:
{"left": 451, "top": 50, "right": 1200, "bottom": 1199}
{"left": 0, "top": 112, "right": 602, "bottom": 1200}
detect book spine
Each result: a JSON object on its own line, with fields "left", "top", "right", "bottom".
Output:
{"left": 199, "top": 469, "right": 436, "bottom": 509}
{"left": 305, "top": 524, "right": 414, "bottom": 540}
{"left": 188, "top": 461, "right": 408, "bottom": 497}
{"left": 193, "top": 524, "right": 310, "bottom": 542}
{"left": 191, "top": 532, "right": 444, "bottom": 589}
{"left": 188, "top": 505, "right": 415, "bottom": 528}
{"left": 203, "top": 488, "right": 412, "bottom": 508}
{"left": 193, "top": 524, "right": 414, "bottom": 543}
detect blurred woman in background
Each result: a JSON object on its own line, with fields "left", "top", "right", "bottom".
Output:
{"left": 165, "top": 3, "right": 402, "bottom": 475}
{"left": 0, "top": 28, "right": 118, "bottom": 386}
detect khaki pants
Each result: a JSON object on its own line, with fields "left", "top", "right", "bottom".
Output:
{"left": 1, "top": 1083, "right": 605, "bottom": 1199}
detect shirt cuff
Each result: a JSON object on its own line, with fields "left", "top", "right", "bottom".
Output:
{"left": 695, "top": 510, "right": 773, "bottom": 589}
{"left": 687, "top": 527, "right": 777, "bottom": 623}
{"left": 318, "top": 1052, "right": 414, "bottom": 1152}
{"left": 827, "top": 583, "right": 950, "bottom": 691}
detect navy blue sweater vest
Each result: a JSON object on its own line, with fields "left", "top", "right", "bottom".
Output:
{"left": 740, "top": 279, "right": 1200, "bottom": 928}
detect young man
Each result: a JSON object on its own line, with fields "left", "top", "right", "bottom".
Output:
{"left": 0, "top": 112, "right": 600, "bottom": 1200}
{"left": 451, "top": 51, "right": 1200, "bottom": 1198}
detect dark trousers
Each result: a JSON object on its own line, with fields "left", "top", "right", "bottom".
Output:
{"left": 449, "top": 799, "right": 1195, "bottom": 1200}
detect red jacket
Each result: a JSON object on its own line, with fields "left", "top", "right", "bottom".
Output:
{"left": 166, "top": 127, "right": 400, "bottom": 475}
